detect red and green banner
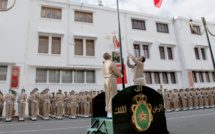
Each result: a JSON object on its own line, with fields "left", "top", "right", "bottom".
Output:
{"left": 154, "top": 0, "right": 163, "bottom": 8}
{"left": 11, "top": 66, "right": 20, "bottom": 88}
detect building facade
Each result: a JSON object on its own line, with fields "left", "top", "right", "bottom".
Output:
{"left": 1, "top": 0, "right": 215, "bottom": 115}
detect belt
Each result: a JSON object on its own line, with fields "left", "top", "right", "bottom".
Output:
{"left": 105, "top": 77, "right": 117, "bottom": 80}
{"left": 133, "top": 77, "right": 144, "bottom": 82}
{"left": 57, "top": 101, "right": 63, "bottom": 103}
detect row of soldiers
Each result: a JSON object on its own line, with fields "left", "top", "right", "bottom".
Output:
{"left": 0, "top": 88, "right": 103, "bottom": 122}
{"left": 159, "top": 87, "right": 215, "bottom": 112}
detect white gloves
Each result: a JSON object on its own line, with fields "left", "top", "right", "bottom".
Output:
{"left": 34, "top": 100, "right": 37, "bottom": 103}
{"left": 118, "top": 67, "right": 122, "bottom": 71}
{"left": 121, "top": 74, "right": 123, "bottom": 77}
{"left": 56, "top": 104, "right": 58, "bottom": 107}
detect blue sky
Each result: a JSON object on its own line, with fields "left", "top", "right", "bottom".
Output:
{"left": 70, "top": 0, "right": 215, "bottom": 21}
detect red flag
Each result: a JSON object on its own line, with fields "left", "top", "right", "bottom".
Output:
{"left": 154, "top": 0, "right": 163, "bottom": 8}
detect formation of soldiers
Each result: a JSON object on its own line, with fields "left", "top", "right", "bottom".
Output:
{"left": 159, "top": 87, "right": 215, "bottom": 112}
{"left": 0, "top": 88, "right": 103, "bottom": 122}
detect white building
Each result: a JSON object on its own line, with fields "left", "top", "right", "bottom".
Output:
{"left": 1, "top": 0, "right": 215, "bottom": 115}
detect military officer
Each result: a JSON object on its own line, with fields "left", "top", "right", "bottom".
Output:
{"left": 42, "top": 89, "right": 52, "bottom": 120}
{"left": 75, "top": 93, "right": 79, "bottom": 117}
{"left": 198, "top": 88, "right": 204, "bottom": 109}
{"left": 180, "top": 89, "right": 187, "bottom": 111}
{"left": 17, "top": 89, "right": 27, "bottom": 121}
{"left": 163, "top": 89, "right": 171, "bottom": 112}
{"left": 30, "top": 88, "right": 40, "bottom": 121}
{"left": 173, "top": 89, "right": 179, "bottom": 112}
{"left": 83, "top": 91, "right": 90, "bottom": 118}
{"left": 193, "top": 88, "right": 199, "bottom": 110}
{"left": 0, "top": 91, "right": 4, "bottom": 120}
{"left": 169, "top": 90, "right": 174, "bottom": 111}
{"left": 186, "top": 89, "right": 193, "bottom": 110}
{"left": 203, "top": 88, "right": 209, "bottom": 109}
{"left": 68, "top": 90, "right": 77, "bottom": 119}
{"left": 27, "top": 92, "right": 32, "bottom": 119}
{"left": 103, "top": 53, "right": 122, "bottom": 119}
{"left": 96, "top": 91, "right": 100, "bottom": 96}
{"left": 178, "top": 89, "right": 183, "bottom": 110}
{"left": 56, "top": 90, "right": 64, "bottom": 120}
{"left": 208, "top": 88, "right": 214, "bottom": 108}
{"left": 80, "top": 91, "right": 84, "bottom": 118}
{"left": 5, "top": 89, "right": 16, "bottom": 122}
{"left": 39, "top": 91, "right": 44, "bottom": 118}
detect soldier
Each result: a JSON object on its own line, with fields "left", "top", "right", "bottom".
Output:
{"left": 208, "top": 88, "right": 214, "bottom": 108}
{"left": 83, "top": 91, "right": 90, "bottom": 118}
{"left": 173, "top": 89, "right": 179, "bottom": 112}
{"left": 198, "top": 88, "right": 204, "bottom": 109}
{"left": 169, "top": 90, "right": 174, "bottom": 111}
{"left": 96, "top": 91, "right": 100, "bottom": 96}
{"left": 56, "top": 90, "right": 64, "bottom": 120}
{"left": 127, "top": 51, "right": 145, "bottom": 85}
{"left": 0, "top": 91, "right": 4, "bottom": 120}
{"left": 80, "top": 91, "right": 84, "bottom": 118}
{"left": 54, "top": 92, "right": 58, "bottom": 119}
{"left": 42, "top": 89, "right": 52, "bottom": 120}
{"left": 5, "top": 89, "right": 16, "bottom": 122}
{"left": 89, "top": 91, "right": 93, "bottom": 117}
{"left": 27, "top": 92, "right": 32, "bottom": 119}
{"left": 30, "top": 88, "right": 40, "bottom": 121}
{"left": 193, "top": 88, "right": 199, "bottom": 110}
{"left": 212, "top": 87, "right": 215, "bottom": 108}
{"left": 75, "top": 93, "right": 79, "bottom": 117}
{"left": 180, "top": 89, "right": 187, "bottom": 111}
{"left": 17, "top": 89, "right": 27, "bottom": 121}
{"left": 188, "top": 89, "right": 193, "bottom": 110}
{"left": 64, "top": 91, "right": 69, "bottom": 117}
{"left": 178, "top": 89, "right": 183, "bottom": 110}
{"left": 68, "top": 90, "right": 77, "bottom": 119}
{"left": 103, "top": 53, "right": 122, "bottom": 118}
{"left": 203, "top": 88, "right": 209, "bottom": 109}
{"left": 163, "top": 89, "right": 171, "bottom": 112}
{"left": 50, "top": 92, "right": 56, "bottom": 118}
{"left": 39, "top": 91, "right": 44, "bottom": 118}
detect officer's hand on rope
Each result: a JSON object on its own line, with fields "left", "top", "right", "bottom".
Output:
{"left": 121, "top": 74, "right": 123, "bottom": 77}
{"left": 127, "top": 55, "right": 130, "bottom": 60}
{"left": 127, "top": 50, "right": 130, "bottom": 54}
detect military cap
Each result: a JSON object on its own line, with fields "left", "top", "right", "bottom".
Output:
{"left": 71, "top": 90, "right": 75, "bottom": 93}
{"left": 58, "top": 89, "right": 62, "bottom": 91}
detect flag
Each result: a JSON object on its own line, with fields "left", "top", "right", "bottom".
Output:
{"left": 154, "top": 0, "right": 163, "bottom": 8}
{"left": 112, "top": 36, "right": 120, "bottom": 48}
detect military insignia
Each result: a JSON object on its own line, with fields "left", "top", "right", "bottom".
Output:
{"left": 131, "top": 94, "right": 153, "bottom": 132}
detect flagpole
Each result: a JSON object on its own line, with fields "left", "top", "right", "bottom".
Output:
{"left": 116, "top": 0, "right": 125, "bottom": 89}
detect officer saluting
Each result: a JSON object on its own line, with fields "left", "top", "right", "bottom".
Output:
{"left": 17, "top": 89, "right": 27, "bottom": 121}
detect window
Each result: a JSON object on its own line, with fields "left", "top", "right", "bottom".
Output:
{"left": 86, "top": 70, "right": 95, "bottom": 83}
{"left": 0, "top": 66, "right": 7, "bottom": 81}
{"left": 145, "top": 72, "right": 152, "bottom": 84}
{"left": 192, "top": 71, "right": 197, "bottom": 83}
{"left": 201, "top": 48, "right": 206, "bottom": 60}
{"left": 36, "top": 69, "right": 47, "bottom": 83}
{"left": 212, "top": 72, "right": 215, "bottom": 82}
{"left": 0, "top": 0, "right": 7, "bottom": 9}
{"left": 162, "top": 72, "right": 168, "bottom": 84}
{"left": 41, "top": 7, "right": 62, "bottom": 19}
{"left": 49, "top": 69, "right": 60, "bottom": 83}
{"left": 154, "top": 72, "right": 160, "bottom": 84}
{"left": 156, "top": 23, "right": 169, "bottom": 33}
{"left": 62, "top": 70, "right": 73, "bottom": 83}
{"left": 52, "top": 37, "right": 61, "bottom": 54}
{"left": 190, "top": 25, "right": 201, "bottom": 35}
{"left": 132, "top": 19, "right": 146, "bottom": 30}
{"left": 75, "top": 39, "right": 83, "bottom": 56}
{"left": 75, "top": 11, "right": 93, "bottom": 23}
{"left": 38, "top": 36, "right": 49, "bottom": 54}
{"left": 74, "top": 70, "right": 84, "bottom": 83}
{"left": 205, "top": 72, "right": 210, "bottom": 82}
{"left": 134, "top": 44, "right": 140, "bottom": 58}
{"left": 143, "top": 45, "right": 149, "bottom": 58}
{"left": 159, "top": 47, "right": 165, "bottom": 59}
{"left": 167, "top": 47, "right": 173, "bottom": 60}
{"left": 199, "top": 72, "right": 204, "bottom": 83}
{"left": 86, "top": 40, "right": 95, "bottom": 56}
{"left": 170, "top": 72, "right": 176, "bottom": 84}
{"left": 194, "top": 48, "right": 200, "bottom": 60}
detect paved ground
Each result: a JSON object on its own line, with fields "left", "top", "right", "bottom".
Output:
{"left": 0, "top": 109, "right": 214, "bottom": 134}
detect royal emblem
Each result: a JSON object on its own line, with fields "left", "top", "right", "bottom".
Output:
{"left": 131, "top": 94, "right": 153, "bottom": 132}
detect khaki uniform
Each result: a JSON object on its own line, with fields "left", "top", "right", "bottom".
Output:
{"left": 30, "top": 93, "right": 40, "bottom": 119}
{"left": 80, "top": 95, "right": 84, "bottom": 117}
{"left": 76, "top": 95, "right": 80, "bottom": 116}
{"left": 89, "top": 94, "right": 93, "bottom": 116}
{"left": 17, "top": 93, "right": 27, "bottom": 119}
{"left": 0, "top": 94, "right": 4, "bottom": 118}
{"left": 42, "top": 93, "right": 52, "bottom": 119}
{"left": 68, "top": 94, "right": 77, "bottom": 118}
{"left": 5, "top": 93, "right": 16, "bottom": 120}
{"left": 83, "top": 94, "right": 89, "bottom": 117}
{"left": 64, "top": 95, "right": 69, "bottom": 116}
{"left": 56, "top": 93, "right": 64, "bottom": 118}
{"left": 39, "top": 94, "right": 43, "bottom": 117}
{"left": 103, "top": 60, "right": 122, "bottom": 112}
{"left": 198, "top": 91, "right": 204, "bottom": 109}
{"left": 163, "top": 92, "right": 170, "bottom": 112}
{"left": 186, "top": 92, "right": 193, "bottom": 110}
{"left": 208, "top": 90, "right": 214, "bottom": 108}
{"left": 203, "top": 91, "right": 209, "bottom": 108}
{"left": 27, "top": 95, "right": 32, "bottom": 117}
{"left": 127, "top": 53, "right": 145, "bottom": 85}
{"left": 193, "top": 91, "right": 199, "bottom": 109}
{"left": 50, "top": 95, "right": 56, "bottom": 117}
{"left": 173, "top": 92, "right": 179, "bottom": 111}
{"left": 180, "top": 92, "right": 187, "bottom": 110}
{"left": 169, "top": 92, "right": 174, "bottom": 110}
